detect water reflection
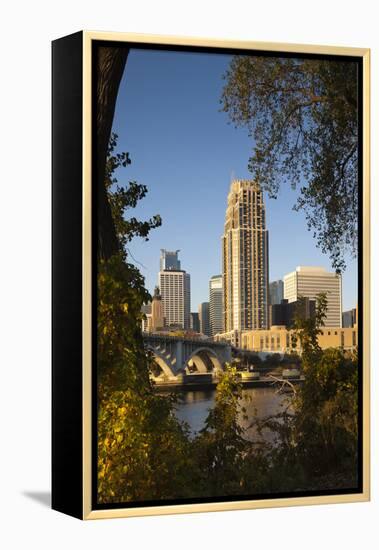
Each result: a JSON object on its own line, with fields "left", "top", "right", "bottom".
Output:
{"left": 174, "top": 387, "right": 291, "bottom": 442}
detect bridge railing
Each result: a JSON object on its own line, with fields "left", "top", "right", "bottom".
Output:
{"left": 142, "top": 332, "right": 230, "bottom": 348}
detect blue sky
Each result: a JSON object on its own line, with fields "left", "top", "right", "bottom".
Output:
{"left": 111, "top": 48, "right": 357, "bottom": 312}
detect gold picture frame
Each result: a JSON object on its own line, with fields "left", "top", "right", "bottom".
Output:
{"left": 52, "top": 31, "right": 370, "bottom": 520}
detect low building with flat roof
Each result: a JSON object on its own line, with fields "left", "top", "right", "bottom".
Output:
{"left": 214, "top": 329, "right": 241, "bottom": 348}
{"left": 241, "top": 325, "right": 357, "bottom": 354}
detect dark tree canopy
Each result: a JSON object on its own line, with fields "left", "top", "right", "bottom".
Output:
{"left": 221, "top": 56, "right": 359, "bottom": 271}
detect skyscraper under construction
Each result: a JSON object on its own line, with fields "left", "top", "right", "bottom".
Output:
{"left": 222, "top": 179, "right": 269, "bottom": 331}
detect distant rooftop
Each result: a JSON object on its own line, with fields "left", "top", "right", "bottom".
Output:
{"left": 283, "top": 266, "right": 340, "bottom": 280}
{"left": 161, "top": 269, "right": 186, "bottom": 273}
{"left": 229, "top": 179, "right": 261, "bottom": 193}
{"left": 296, "top": 266, "right": 328, "bottom": 273}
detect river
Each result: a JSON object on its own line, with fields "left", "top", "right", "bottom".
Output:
{"left": 173, "top": 386, "right": 292, "bottom": 442}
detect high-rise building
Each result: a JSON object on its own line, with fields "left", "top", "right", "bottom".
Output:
{"left": 190, "top": 312, "right": 200, "bottom": 333}
{"left": 269, "top": 280, "right": 284, "bottom": 327}
{"left": 198, "top": 302, "right": 210, "bottom": 337}
{"left": 222, "top": 179, "right": 269, "bottom": 331}
{"left": 283, "top": 266, "right": 342, "bottom": 327}
{"left": 159, "top": 251, "right": 190, "bottom": 329}
{"left": 160, "top": 249, "right": 181, "bottom": 271}
{"left": 342, "top": 308, "right": 357, "bottom": 328}
{"left": 209, "top": 275, "right": 223, "bottom": 336}
{"left": 150, "top": 286, "right": 165, "bottom": 331}
{"left": 269, "top": 280, "right": 284, "bottom": 305}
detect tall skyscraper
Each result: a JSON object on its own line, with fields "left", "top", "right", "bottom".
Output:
{"left": 269, "top": 280, "right": 284, "bottom": 305}
{"left": 160, "top": 249, "right": 181, "bottom": 271}
{"left": 283, "top": 266, "right": 342, "bottom": 327}
{"left": 222, "top": 179, "right": 269, "bottom": 331}
{"left": 209, "top": 275, "right": 223, "bottom": 336}
{"left": 198, "top": 302, "right": 211, "bottom": 336}
{"left": 159, "top": 250, "right": 190, "bottom": 329}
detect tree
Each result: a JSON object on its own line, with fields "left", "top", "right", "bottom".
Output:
{"left": 263, "top": 352, "right": 281, "bottom": 369}
{"left": 97, "top": 137, "right": 201, "bottom": 502}
{"left": 98, "top": 387, "right": 196, "bottom": 503}
{"left": 97, "top": 134, "right": 162, "bottom": 390}
{"left": 221, "top": 56, "right": 359, "bottom": 271}
{"left": 96, "top": 45, "right": 129, "bottom": 260}
{"left": 291, "top": 293, "right": 328, "bottom": 359}
{"left": 194, "top": 365, "right": 269, "bottom": 496}
{"left": 94, "top": 52, "right": 200, "bottom": 503}
{"left": 262, "top": 293, "right": 359, "bottom": 490}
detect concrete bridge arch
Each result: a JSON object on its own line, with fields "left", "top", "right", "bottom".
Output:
{"left": 145, "top": 345, "right": 176, "bottom": 379}
{"left": 143, "top": 333, "right": 231, "bottom": 380}
{"left": 185, "top": 347, "right": 223, "bottom": 374}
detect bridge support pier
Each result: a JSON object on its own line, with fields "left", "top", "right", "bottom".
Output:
{"left": 175, "top": 340, "right": 183, "bottom": 374}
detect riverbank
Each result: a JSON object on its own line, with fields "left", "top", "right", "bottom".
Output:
{"left": 154, "top": 375, "right": 304, "bottom": 392}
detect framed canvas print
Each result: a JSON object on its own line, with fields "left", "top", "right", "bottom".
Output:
{"left": 52, "top": 31, "right": 370, "bottom": 520}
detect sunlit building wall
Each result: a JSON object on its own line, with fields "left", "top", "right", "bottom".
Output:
{"left": 150, "top": 286, "right": 165, "bottom": 331}
{"left": 241, "top": 325, "right": 357, "bottom": 353}
{"left": 284, "top": 266, "right": 342, "bottom": 327}
{"left": 159, "top": 269, "right": 190, "bottom": 330}
{"left": 222, "top": 179, "right": 269, "bottom": 332}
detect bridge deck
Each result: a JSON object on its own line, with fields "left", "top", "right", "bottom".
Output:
{"left": 142, "top": 332, "right": 229, "bottom": 348}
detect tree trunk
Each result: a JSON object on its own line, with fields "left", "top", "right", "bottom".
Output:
{"left": 96, "top": 45, "right": 129, "bottom": 260}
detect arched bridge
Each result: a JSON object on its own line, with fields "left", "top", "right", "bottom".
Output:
{"left": 143, "top": 333, "right": 232, "bottom": 381}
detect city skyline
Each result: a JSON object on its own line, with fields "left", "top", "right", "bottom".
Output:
{"left": 147, "top": 247, "right": 349, "bottom": 334}
{"left": 111, "top": 48, "right": 358, "bottom": 311}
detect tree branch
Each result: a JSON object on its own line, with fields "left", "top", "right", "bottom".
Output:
{"left": 268, "top": 374, "right": 297, "bottom": 396}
